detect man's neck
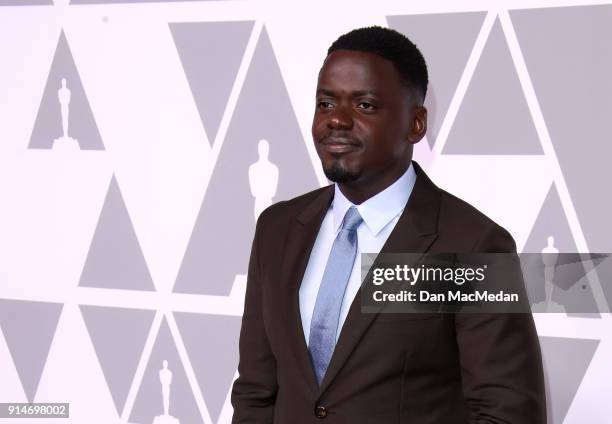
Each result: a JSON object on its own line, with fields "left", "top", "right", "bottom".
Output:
{"left": 337, "top": 161, "right": 412, "bottom": 205}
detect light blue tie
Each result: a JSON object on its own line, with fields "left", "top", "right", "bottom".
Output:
{"left": 308, "top": 206, "right": 363, "bottom": 385}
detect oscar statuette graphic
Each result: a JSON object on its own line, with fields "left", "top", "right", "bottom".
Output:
{"left": 53, "top": 78, "right": 79, "bottom": 149}
{"left": 248, "top": 139, "right": 279, "bottom": 222}
{"left": 152, "top": 360, "right": 179, "bottom": 424}
{"left": 536, "top": 236, "right": 566, "bottom": 313}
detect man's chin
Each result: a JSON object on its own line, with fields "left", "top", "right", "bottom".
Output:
{"left": 323, "top": 164, "right": 360, "bottom": 184}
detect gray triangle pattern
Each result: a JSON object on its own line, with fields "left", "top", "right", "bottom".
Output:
{"left": 539, "top": 336, "right": 599, "bottom": 424}
{"left": 28, "top": 31, "right": 104, "bottom": 151}
{"left": 552, "top": 258, "right": 600, "bottom": 317}
{"left": 0, "top": 299, "right": 63, "bottom": 402}
{"left": 443, "top": 19, "right": 542, "bottom": 155}
{"left": 79, "top": 175, "right": 155, "bottom": 291}
{"left": 520, "top": 184, "right": 600, "bottom": 313}
{"left": 522, "top": 254, "right": 603, "bottom": 316}
{"left": 169, "top": 21, "right": 254, "bottom": 146}
{"left": 173, "top": 27, "right": 319, "bottom": 296}
{"left": 522, "top": 184, "right": 578, "bottom": 254}
{"left": 130, "top": 318, "right": 203, "bottom": 424}
{"left": 511, "top": 5, "right": 612, "bottom": 251}
{"left": 174, "top": 312, "right": 241, "bottom": 423}
{"left": 387, "top": 12, "right": 486, "bottom": 149}
{"left": 593, "top": 255, "right": 612, "bottom": 312}
{"left": 80, "top": 305, "right": 155, "bottom": 416}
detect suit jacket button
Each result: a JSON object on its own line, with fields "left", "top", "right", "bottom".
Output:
{"left": 314, "top": 405, "right": 328, "bottom": 418}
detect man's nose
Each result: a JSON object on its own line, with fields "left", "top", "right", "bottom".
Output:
{"left": 327, "top": 107, "right": 353, "bottom": 130}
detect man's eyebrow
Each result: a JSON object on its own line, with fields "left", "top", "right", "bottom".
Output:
{"left": 316, "top": 88, "right": 336, "bottom": 97}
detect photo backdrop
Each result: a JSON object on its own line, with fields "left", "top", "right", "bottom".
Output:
{"left": 1, "top": 0, "right": 611, "bottom": 423}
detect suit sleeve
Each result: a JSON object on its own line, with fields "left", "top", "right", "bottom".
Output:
{"left": 231, "top": 212, "right": 278, "bottom": 423}
{"left": 455, "top": 224, "right": 547, "bottom": 424}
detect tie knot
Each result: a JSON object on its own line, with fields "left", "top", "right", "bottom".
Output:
{"left": 342, "top": 207, "right": 363, "bottom": 231}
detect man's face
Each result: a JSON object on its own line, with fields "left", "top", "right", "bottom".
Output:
{"left": 312, "top": 50, "right": 426, "bottom": 200}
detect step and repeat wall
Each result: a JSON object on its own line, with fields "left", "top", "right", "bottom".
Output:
{"left": 1, "top": 0, "right": 611, "bottom": 422}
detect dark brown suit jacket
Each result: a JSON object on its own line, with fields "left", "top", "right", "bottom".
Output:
{"left": 232, "top": 162, "right": 546, "bottom": 423}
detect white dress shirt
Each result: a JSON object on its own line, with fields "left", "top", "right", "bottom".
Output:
{"left": 299, "top": 163, "right": 417, "bottom": 344}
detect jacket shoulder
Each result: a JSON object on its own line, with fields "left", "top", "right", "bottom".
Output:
{"left": 437, "top": 189, "right": 499, "bottom": 228}
{"left": 436, "top": 188, "right": 516, "bottom": 252}
{"left": 256, "top": 185, "right": 332, "bottom": 226}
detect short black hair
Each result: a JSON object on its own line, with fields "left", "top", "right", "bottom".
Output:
{"left": 327, "top": 26, "right": 428, "bottom": 103}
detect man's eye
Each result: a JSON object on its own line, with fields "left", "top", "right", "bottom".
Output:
{"left": 317, "top": 101, "right": 334, "bottom": 109}
{"left": 357, "top": 102, "right": 376, "bottom": 110}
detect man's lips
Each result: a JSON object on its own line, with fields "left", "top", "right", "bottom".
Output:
{"left": 319, "top": 137, "right": 361, "bottom": 154}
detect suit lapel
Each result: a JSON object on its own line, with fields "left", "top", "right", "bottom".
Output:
{"left": 318, "top": 161, "right": 441, "bottom": 394}
{"left": 278, "top": 186, "right": 334, "bottom": 393}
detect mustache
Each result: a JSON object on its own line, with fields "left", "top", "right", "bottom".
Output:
{"left": 319, "top": 132, "right": 362, "bottom": 146}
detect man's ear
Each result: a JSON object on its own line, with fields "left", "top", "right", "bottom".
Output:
{"left": 408, "top": 106, "right": 427, "bottom": 144}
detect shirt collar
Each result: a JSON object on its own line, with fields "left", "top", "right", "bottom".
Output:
{"left": 332, "top": 162, "right": 417, "bottom": 236}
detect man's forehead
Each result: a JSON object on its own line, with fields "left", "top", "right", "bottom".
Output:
{"left": 317, "top": 50, "right": 403, "bottom": 90}
{"left": 321, "top": 50, "right": 392, "bottom": 72}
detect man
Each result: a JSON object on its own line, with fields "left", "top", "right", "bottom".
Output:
{"left": 232, "top": 26, "right": 546, "bottom": 423}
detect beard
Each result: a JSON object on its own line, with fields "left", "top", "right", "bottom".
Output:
{"left": 323, "top": 161, "right": 360, "bottom": 183}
